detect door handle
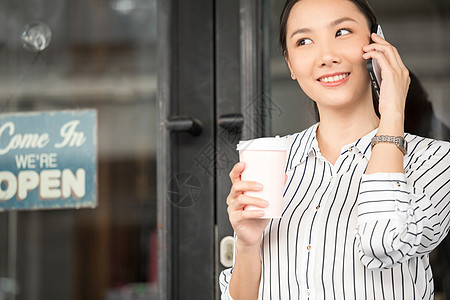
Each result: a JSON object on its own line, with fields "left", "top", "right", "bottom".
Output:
{"left": 218, "top": 113, "right": 243, "bottom": 132}
{"left": 166, "top": 116, "right": 203, "bottom": 136}
{"left": 220, "top": 236, "right": 234, "bottom": 267}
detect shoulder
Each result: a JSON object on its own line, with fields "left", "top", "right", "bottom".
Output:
{"left": 282, "top": 123, "right": 318, "bottom": 171}
{"left": 404, "top": 133, "right": 450, "bottom": 167}
{"left": 405, "top": 133, "right": 450, "bottom": 157}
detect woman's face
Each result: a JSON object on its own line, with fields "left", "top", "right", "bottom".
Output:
{"left": 285, "top": 0, "right": 372, "bottom": 112}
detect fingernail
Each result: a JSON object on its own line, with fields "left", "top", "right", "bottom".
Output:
{"left": 256, "top": 183, "right": 263, "bottom": 190}
{"left": 256, "top": 211, "right": 265, "bottom": 217}
{"left": 262, "top": 200, "right": 269, "bottom": 207}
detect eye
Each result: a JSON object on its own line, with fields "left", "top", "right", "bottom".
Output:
{"left": 296, "top": 38, "right": 313, "bottom": 46}
{"left": 336, "top": 28, "right": 352, "bottom": 37}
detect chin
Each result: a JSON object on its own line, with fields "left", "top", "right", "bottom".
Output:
{"left": 313, "top": 93, "right": 356, "bottom": 108}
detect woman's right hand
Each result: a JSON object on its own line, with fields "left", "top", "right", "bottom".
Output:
{"left": 226, "top": 162, "right": 271, "bottom": 248}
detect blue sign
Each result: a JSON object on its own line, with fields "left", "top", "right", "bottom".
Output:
{"left": 0, "top": 110, "right": 97, "bottom": 210}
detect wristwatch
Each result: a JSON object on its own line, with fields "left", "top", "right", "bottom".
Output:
{"left": 371, "top": 135, "right": 408, "bottom": 155}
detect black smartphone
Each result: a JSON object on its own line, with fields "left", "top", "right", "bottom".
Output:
{"left": 366, "top": 24, "right": 384, "bottom": 101}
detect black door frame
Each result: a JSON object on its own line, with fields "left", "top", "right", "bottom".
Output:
{"left": 215, "top": 0, "right": 270, "bottom": 297}
{"left": 157, "top": 0, "right": 267, "bottom": 298}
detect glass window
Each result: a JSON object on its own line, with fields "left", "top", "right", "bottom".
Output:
{"left": 0, "top": 0, "right": 158, "bottom": 299}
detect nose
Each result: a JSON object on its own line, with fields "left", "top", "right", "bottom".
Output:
{"left": 318, "top": 41, "right": 342, "bottom": 67}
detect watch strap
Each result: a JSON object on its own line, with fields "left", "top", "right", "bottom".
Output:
{"left": 371, "top": 135, "right": 408, "bottom": 155}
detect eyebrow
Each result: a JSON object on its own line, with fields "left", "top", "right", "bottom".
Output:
{"left": 290, "top": 17, "right": 358, "bottom": 38}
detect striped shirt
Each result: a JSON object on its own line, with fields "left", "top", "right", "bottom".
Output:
{"left": 220, "top": 123, "right": 450, "bottom": 300}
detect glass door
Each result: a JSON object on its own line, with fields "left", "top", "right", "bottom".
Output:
{"left": 159, "top": 0, "right": 272, "bottom": 299}
{"left": 0, "top": 0, "right": 265, "bottom": 299}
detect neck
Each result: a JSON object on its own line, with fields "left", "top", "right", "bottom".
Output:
{"left": 315, "top": 99, "right": 379, "bottom": 164}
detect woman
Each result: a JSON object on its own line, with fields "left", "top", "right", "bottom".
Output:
{"left": 219, "top": 0, "right": 450, "bottom": 299}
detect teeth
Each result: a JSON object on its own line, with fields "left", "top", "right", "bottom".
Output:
{"left": 320, "top": 73, "right": 349, "bottom": 83}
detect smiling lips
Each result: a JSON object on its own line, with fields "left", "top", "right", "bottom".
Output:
{"left": 318, "top": 72, "right": 350, "bottom": 86}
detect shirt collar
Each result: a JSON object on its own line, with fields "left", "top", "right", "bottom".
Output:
{"left": 285, "top": 123, "right": 378, "bottom": 171}
{"left": 344, "top": 127, "right": 378, "bottom": 160}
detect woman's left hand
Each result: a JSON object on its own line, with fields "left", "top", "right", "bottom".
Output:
{"left": 363, "top": 33, "right": 410, "bottom": 123}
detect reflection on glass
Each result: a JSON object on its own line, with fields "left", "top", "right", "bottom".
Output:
{"left": 21, "top": 22, "right": 52, "bottom": 53}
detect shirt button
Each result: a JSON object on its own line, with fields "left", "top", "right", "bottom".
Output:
{"left": 307, "top": 245, "right": 311, "bottom": 251}
{"left": 348, "top": 146, "right": 354, "bottom": 152}
{"left": 396, "top": 181, "right": 401, "bottom": 187}
{"left": 316, "top": 205, "right": 320, "bottom": 210}
{"left": 306, "top": 289, "right": 311, "bottom": 296}
{"left": 329, "top": 176, "right": 334, "bottom": 182}
{"left": 407, "top": 208, "right": 414, "bottom": 216}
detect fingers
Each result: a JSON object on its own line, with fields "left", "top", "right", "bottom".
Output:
{"left": 362, "top": 33, "right": 410, "bottom": 117}
{"left": 363, "top": 41, "right": 409, "bottom": 84}
{"left": 227, "top": 181, "right": 263, "bottom": 204}
{"left": 229, "top": 162, "right": 245, "bottom": 184}
{"left": 363, "top": 44, "right": 400, "bottom": 69}
{"left": 371, "top": 31, "right": 406, "bottom": 68}
{"left": 228, "top": 162, "right": 263, "bottom": 200}
{"left": 227, "top": 194, "right": 268, "bottom": 220}
{"left": 363, "top": 34, "right": 407, "bottom": 71}
{"left": 234, "top": 209, "right": 266, "bottom": 219}
{"left": 228, "top": 194, "right": 268, "bottom": 211}
{"left": 228, "top": 180, "right": 263, "bottom": 200}
{"left": 227, "top": 161, "right": 268, "bottom": 220}
{"left": 233, "top": 180, "right": 263, "bottom": 194}
{"left": 363, "top": 50, "right": 392, "bottom": 75}
{"left": 370, "top": 33, "right": 388, "bottom": 45}
{"left": 363, "top": 50, "right": 409, "bottom": 84}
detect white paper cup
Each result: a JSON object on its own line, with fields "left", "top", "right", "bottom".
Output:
{"left": 237, "top": 137, "right": 287, "bottom": 218}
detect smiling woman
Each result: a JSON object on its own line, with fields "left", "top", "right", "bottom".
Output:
{"left": 220, "top": 0, "right": 450, "bottom": 299}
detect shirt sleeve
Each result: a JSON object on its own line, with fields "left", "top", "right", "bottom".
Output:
{"left": 356, "top": 139, "right": 450, "bottom": 270}
{"left": 219, "top": 267, "right": 234, "bottom": 300}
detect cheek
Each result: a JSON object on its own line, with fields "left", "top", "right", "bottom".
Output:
{"left": 347, "top": 40, "right": 366, "bottom": 66}
{"left": 290, "top": 54, "right": 314, "bottom": 77}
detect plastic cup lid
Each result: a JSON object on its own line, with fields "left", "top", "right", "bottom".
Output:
{"left": 236, "top": 136, "right": 288, "bottom": 151}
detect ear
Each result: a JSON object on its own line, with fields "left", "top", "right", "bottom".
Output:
{"left": 284, "top": 56, "right": 296, "bottom": 80}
